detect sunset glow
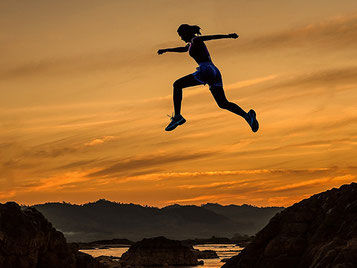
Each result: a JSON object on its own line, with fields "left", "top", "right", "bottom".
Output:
{"left": 1, "top": 0, "right": 356, "bottom": 207}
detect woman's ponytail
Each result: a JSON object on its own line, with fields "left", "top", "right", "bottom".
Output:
{"left": 190, "top": 25, "right": 201, "bottom": 35}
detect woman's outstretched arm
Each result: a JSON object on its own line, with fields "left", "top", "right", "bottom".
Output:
{"left": 157, "top": 44, "right": 189, "bottom": 55}
{"left": 193, "top": 33, "right": 238, "bottom": 42}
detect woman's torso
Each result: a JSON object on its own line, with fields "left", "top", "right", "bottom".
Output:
{"left": 188, "top": 39, "right": 212, "bottom": 64}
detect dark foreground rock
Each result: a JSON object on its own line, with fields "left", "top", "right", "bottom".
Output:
{"left": 120, "top": 236, "right": 202, "bottom": 266}
{"left": 0, "top": 202, "right": 103, "bottom": 268}
{"left": 222, "top": 183, "right": 357, "bottom": 268}
{"left": 95, "top": 256, "right": 121, "bottom": 268}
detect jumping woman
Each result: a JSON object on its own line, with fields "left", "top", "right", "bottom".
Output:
{"left": 158, "top": 24, "right": 259, "bottom": 132}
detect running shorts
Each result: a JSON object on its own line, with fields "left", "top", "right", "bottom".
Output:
{"left": 192, "top": 62, "right": 223, "bottom": 88}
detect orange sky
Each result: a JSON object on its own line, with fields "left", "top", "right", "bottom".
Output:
{"left": 1, "top": 0, "right": 356, "bottom": 207}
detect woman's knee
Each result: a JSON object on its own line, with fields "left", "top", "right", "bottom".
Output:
{"left": 217, "top": 100, "right": 230, "bottom": 109}
{"left": 173, "top": 79, "right": 182, "bottom": 89}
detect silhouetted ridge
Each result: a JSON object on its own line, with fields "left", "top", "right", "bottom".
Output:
{"left": 162, "top": 205, "right": 232, "bottom": 222}
{"left": 222, "top": 182, "right": 357, "bottom": 268}
{"left": 202, "top": 203, "right": 283, "bottom": 233}
{"left": 33, "top": 200, "right": 283, "bottom": 242}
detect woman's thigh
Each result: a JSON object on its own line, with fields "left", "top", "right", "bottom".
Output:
{"left": 174, "top": 74, "right": 203, "bottom": 89}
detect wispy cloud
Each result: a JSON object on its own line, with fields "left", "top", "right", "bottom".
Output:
{"left": 84, "top": 136, "right": 116, "bottom": 146}
{"left": 87, "top": 150, "right": 218, "bottom": 178}
{"left": 227, "top": 137, "right": 357, "bottom": 158}
{"left": 264, "top": 66, "right": 357, "bottom": 92}
{"left": 263, "top": 175, "right": 355, "bottom": 193}
{"left": 165, "top": 194, "right": 231, "bottom": 204}
{"left": 0, "top": 170, "right": 97, "bottom": 203}
{"left": 0, "top": 49, "right": 156, "bottom": 80}
{"left": 55, "top": 159, "right": 103, "bottom": 170}
{"left": 0, "top": 191, "right": 16, "bottom": 200}
{"left": 235, "top": 14, "right": 357, "bottom": 52}
{"left": 177, "top": 181, "right": 244, "bottom": 190}
{"left": 1, "top": 161, "right": 355, "bottom": 207}
{"left": 161, "top": 169, "right": 356, "bottom": 206}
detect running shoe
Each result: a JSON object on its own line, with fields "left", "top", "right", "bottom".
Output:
{"left": 245, "top": 109, "right": 259, "bottom": 132}
{"left": 165, "top": 114, "right": 186, "bottom": 131}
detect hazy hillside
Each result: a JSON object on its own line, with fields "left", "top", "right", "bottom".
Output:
{"left": 32, "top": 200, "right": 283, "bottom": 242}
{"left": 202, "top": 203, "right": 283, "bottom": 233}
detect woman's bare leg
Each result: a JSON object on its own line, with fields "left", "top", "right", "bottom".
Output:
{"left": 173, "top": 74, "right": 203, "bottom": 115}
{"left": 210, "top": 85, "right": 259, "bottom": 132}
{"left": 209, "top": 85, "right": 246, "bottom": 117}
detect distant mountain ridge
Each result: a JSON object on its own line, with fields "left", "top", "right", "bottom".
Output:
{"left": 31, "top": 200, "right": 283, "bottom": 242}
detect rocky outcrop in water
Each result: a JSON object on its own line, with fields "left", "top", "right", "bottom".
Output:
{"left": 0, "top": 202, "right": 102, "bottom": 268}
{"left": 120, "top": 236, "right": 202, "bottom": 266}
{"left": 222, "top": 183, "right": 357, "bottom": 268}
{"left": 195, "top": 249, "right": 219, "bottom": 259}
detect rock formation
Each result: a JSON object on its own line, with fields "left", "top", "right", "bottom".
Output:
{"left": 0, "top": 202, "right": 102, "bottom": 268}
{"left": 222, "top": 183, "right": 357, "bottom": 268}
{"left": 195, "top": 249, "right": 219, "bottom": 259}
{"left": 120, "top": 236, "right": 202, "bottom": 266}
{"left": 94, "top": 256, "right": 121, "bottom": 268}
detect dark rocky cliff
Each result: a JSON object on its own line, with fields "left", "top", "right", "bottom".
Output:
{"left": 222, "top": 182, "right": 357, "bottom": 268}
{"left": 0, "top": 202, "right": 101, "bottom": 268}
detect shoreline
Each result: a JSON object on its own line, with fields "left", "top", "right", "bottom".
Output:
{"left": 74, "top": 236, "right": 253, "bottom": 250}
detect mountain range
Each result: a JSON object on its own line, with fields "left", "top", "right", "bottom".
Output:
{"left": 32, "top": 200, "right": 283, "bottom": 242}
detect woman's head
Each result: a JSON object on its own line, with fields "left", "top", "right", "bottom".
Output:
{"left": 177, "top": 24, "right": 201, "bottom": 42}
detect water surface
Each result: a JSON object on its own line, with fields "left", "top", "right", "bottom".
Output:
{"left": 81, "top": 243, "right": 242, "bottom": 268}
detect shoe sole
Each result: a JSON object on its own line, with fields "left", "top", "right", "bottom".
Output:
{"left": 165, "top": 118, "right": 186, "bottom": 131}
{"left": 249, "top": 110, "right": 259, "bottom": 133}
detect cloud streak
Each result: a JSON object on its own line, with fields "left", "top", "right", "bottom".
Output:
{"left": 87, "top": 150, "right": 218, "bottom": 178}
{"left": 0, "top": 49, "right": 156, "bottom": 80}
{"left": 84, "top": 136, "right": 116, "bottom": 147}
{"left": 264, "top": 66, "right": 357, "bottom": 91}
{"left": 262, "top": 175, "right": 355, "bottom": 193}
{"left": 234, "top": 14, "right": 357, "bottom": 52}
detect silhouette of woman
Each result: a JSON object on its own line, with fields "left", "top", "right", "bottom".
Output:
{"left": 158, "top": 24, "right": 259, "bottom": 132}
